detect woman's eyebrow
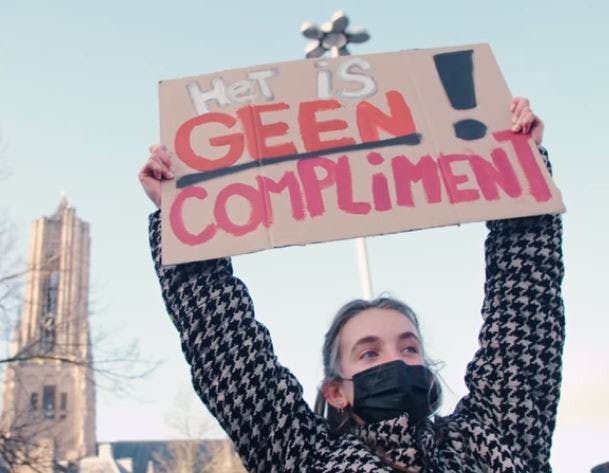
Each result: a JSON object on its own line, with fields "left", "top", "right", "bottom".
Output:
{"left": 350, "top": 332, "right": 420, "bottom": 356}
{"left": 397, "top": 331, "right": 420, "bottom": 343}
{"left": 350, "top": 335, "right": 380, "bottom": 356}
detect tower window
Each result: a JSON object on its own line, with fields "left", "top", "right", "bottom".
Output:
{"left": 44, "top": 271, "right": 60, "bottom": 315}
{"left": 30, "top": 392, "right": 38, "bottom": 410}
{"left": 60, "top": 392, "right": 67, "bottom": 410}
{"left": 41, "top": 271, "right": 60, "bottom": 351}
{"left": 42, "top": 385, "right": 56, "bottom": 419}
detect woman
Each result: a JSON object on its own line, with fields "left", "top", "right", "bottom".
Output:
{"left": 140, "top": 97, "right": 564, "bottom": 472}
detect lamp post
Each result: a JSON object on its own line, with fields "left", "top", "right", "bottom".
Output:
{"left": 300, "top": 11, "right": 374, "bottom": 300}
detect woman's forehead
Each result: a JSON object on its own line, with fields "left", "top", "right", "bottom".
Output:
{"left": 339, "top": 308, "right": 420, "bottom": 348}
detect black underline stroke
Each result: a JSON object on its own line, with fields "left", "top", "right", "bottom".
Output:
{"left": 176, "top": 133, "right": 422, "bottom": 188}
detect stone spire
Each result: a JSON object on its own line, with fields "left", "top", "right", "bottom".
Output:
{"left": 50, "top": 193, "right": 69, "bottom": 220}
{"left": 1, "top": 203, "right": 96, "bottom": 469}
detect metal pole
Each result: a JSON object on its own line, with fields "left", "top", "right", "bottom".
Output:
{"left": 301, "top": 11, "right": 373, "bottom": 299}
{"left": 356, "top": 238, "right": 373, "bottom": 300}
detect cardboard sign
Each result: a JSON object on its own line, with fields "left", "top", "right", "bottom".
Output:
{"left": 159, "top": 43, "right": 564, "bottom": 265}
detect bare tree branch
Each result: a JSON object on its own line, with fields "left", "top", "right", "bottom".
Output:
{"left": 148, "top": 387, "right": 247, "bottom": 473}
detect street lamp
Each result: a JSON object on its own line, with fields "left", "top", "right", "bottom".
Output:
{"left": 301, "top": 10, "right": 370, "bottom": 58}
{"left": 300, "top": 11, "right": 373, "bottom": 300}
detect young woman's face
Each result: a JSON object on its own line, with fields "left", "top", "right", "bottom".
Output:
{"left": 324, "top": 308, "right": 425, "bottom": 409}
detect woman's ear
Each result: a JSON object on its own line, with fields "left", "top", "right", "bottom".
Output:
{"left": 322, "top": 379, "right": 349, "bottom": 409}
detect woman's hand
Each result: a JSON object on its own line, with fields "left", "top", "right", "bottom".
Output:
{"left": 138, "top": 144, "right": 175, "bottom": 209}
{"left": 510, "top": 97, "right": 544, "bottom": 146}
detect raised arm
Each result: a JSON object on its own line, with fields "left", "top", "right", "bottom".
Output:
{"left": 149, "top": 216, "right": 324, "bottom": 471}
{"left": 140, "top": 146, "right": 331, "bottom": 472}
{"left": 455, "top": 100, "right": 564, "bottom": 471}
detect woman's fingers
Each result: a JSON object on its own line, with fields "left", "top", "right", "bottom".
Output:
{"left": 158, "top": 151, "right": 173, "bottom": 171}
{"left": 150, "top": 145, "right": 174, "bottom": 171}
{"left": 509, "top": 97, "right": 544, "bottom": 145}
{"left": 148, "top": 144, "right": 166, "bottom": 154}
{"left": 511, "top": 97, "right": 533, "bottom": 132}
{"left": 513, "top": 111, "right": 534, "bottom": 133}
{"left": 512, "top": 97, "right": 529, "bottom": 115}
{"left": 146, "top": 145, "right": 174, "bottom": 179}
{"left": 520, "top": 110, "right": 536, "bottom": 134}
{"left": 138, "top": 146, "right": 175, "bottom": 189}
{"left": 146, "top": 159, "right": 165, "bottom": 180}
{"left": 149, "top": 154, "right": 174, "bottom": 179}
{"left": 140, "top": 144, "right": 175, "bottom": 209}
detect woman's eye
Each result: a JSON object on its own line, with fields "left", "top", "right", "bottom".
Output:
{"left": 402, "top": 346, "right": 419, "bottom": 354}
{"left": 360, "top": 350, "right": 378, "bottom": 360}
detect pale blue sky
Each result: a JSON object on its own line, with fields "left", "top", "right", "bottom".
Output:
{"left": 1, "top": 1, "right": 608, "bottom": 471}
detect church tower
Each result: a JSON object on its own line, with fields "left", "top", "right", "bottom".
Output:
{"left": 1, "top": 199, "right": 96, "bottom": 469}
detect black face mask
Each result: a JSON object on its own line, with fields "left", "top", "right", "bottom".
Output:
{"left": 346, "top": 360, "right": 440, "bottom": 424}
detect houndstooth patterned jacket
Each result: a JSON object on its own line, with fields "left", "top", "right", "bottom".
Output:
{"left": 149, "top": 151, "right": 564, "bottom": 473}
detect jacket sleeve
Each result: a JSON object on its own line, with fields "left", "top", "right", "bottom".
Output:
{"left": 148, "top": 212, "right": 330, "bottom": 473}
{"left": 455, "top": 148, "right": 565, "bottom": 471}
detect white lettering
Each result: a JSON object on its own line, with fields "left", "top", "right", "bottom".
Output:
{"left": 186, "top": 70, "right": 278, "bottom": 114}
{"left": 248, "top": 69, "right": 278, "bottom": 100}
{"left": 337, "top": 58, "right": 377, "bottom": 99}
{"left": 315, "top": 61, "right": 333, "bottom": 99}
{"left": 227, "top": 80, "right": 254, "bottom": 103}
{"left": 187, "top": 78, "right": 230, "bottom": 115}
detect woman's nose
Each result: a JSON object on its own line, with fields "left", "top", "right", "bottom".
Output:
{"left": 385, "top": 355, "right": 409, "bottom": 365}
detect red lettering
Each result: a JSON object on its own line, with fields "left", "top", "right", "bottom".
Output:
{"left": 214, "top": 183, "right": 265, "bottom": 236}
{"left": 391, "top": 155, "right": 442, "bottom": 206}
{"left": 256, "top": 172, "right": 305, "bottom": 226}
{"left": 367, "top": 152, "right": 391, "bottom": 211}
{"left": 237, "top": 103, "right": 297, "bottom": 160}
{"left": 297, "top": 157, "right": 336, "bottom": 217}
{"left": 174, "top": 113, "right": 244, "bottom": 172}
{"left": 469, "top": 149, "right": 522, "bottom": 201}
{"left": 336, "top": 156, "right": 371, "bottom": 215}
{"left": 298, "top": 100, "right": 356, "bottom": 152}
{"left": 372, "top": 173, "right": 391, "bottom": 211}
{"left": 169, "top": 186, "right": 216, "bottom": 245}
{"left": 367, "top": 152, "right": 384, "bottom": 166}
{"left": 357, "top": 90, "right": 417, "bottom": 142}
{"left": 438, "top": 154, "right": 480, "bottom": 203}
{"left": 493, "top": 131, "right": 552, "bottom": 202}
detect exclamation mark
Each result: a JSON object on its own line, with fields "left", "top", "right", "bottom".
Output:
{"left": 433, "top": 50, "right": 487, "bottom": 141}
